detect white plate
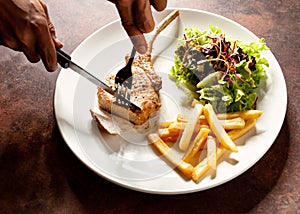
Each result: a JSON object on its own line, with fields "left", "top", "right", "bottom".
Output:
{"left": 54, "top": 8, "right": 287, "bottom": 194}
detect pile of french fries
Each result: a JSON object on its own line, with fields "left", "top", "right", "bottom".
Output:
{"left": 147, "top": 101, "right": 263, "bottom": 183}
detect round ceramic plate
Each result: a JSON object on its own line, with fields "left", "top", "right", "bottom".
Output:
{"left": 54, "top": 8, "right": 287, "bottom": 194}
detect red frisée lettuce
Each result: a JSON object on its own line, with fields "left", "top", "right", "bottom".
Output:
{"left": 169, "top": 25, "right": 269, "bottom": 113}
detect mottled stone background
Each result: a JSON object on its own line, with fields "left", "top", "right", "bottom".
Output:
{"left": 0, "top": 0, "right": 299, "bottom": 213}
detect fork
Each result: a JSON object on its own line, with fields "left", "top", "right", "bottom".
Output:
{"left": 114, "top": 47, "right": 138, "bottom": 111}
{"left": 55, "top": 47, "right": 140, "bottom": 112}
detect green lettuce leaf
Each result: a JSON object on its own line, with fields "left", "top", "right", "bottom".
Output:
{"left": 169, "top": 26, "right": 269, "bottom": 113}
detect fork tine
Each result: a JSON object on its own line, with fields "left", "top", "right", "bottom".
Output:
{"left": 116, "top": 83, "right": 130, "bottom": 99}
{"left": 115, "top": 94, "right": 141, "bottom": 112}
{"left": 115, "top": 85, "right": 140, "bottom": 112}
{"left": 113, "top": 46, "right": 137, "bottom": 111}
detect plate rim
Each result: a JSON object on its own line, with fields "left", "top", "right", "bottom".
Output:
{"left": 54, "top": 7, "right": 287, "bottom": 194}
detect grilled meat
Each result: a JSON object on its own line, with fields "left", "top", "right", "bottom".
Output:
{"left": 91, "top": 10, "right": 180, "bottom": 133}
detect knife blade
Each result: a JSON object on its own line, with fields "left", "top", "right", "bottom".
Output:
{"left": 56, "top": 48, "right": 115, "bottom": 95}
{"left": 56, "top": 48, "right": 141, "bottom": 112}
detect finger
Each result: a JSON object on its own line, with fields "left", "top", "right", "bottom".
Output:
{"left": 48, "top": 22, "right": 63, "bottom": 48}
{"left": 35, "top": 0, "right": 58, "bottom": 71}
{"left": 114, "top": 1, "right": 148, "bottom": 53}
{"left": 150, "top": 0, "right": 167, "bottom": 11}
{"left": 133, "top": 0, "right": 155, "bottom": 33}
{"left": 17, "top": 27, "right": 41, "bottom": 63}
{"left": 23, "top": 50, "right": 40, "bottom": 63}
{"left": 39, "top": 0, "right": 63, "bottom": 49}
{"left": 130, "top": 34, "right": 147, "bottom": 54}
{"left": 0, "top": 10, "right": 40, "bottom": 62}
{"left": 35, "top": 21, "right": 58, "bottom": 72}
{"left": 22, "top": 42, "right": 41, "bottom": 64}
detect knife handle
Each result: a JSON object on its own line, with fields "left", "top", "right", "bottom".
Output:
{"left": 56, "top": 48, "right": 71, "bottom": 69}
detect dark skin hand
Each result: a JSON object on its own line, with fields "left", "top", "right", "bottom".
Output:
{"left": 0, "top": 0, "right": 63, "bottom": 72}
{"left": 108, "top": 0, "right": 167, "bottom": 54}
{"left": 0, "top": 0, "right": 167, "bottom": 71}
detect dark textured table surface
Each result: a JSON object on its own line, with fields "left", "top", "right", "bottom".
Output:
{"left": 0, "top": 0, "right": 299, "bottom": 213}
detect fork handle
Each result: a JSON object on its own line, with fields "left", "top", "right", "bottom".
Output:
{"left": 127, "top": 47, "right": 136, "bottom": 66}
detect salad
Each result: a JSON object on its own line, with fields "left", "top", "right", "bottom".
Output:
{"left": 169, "top": 25, "right": 269, "bottom": 113}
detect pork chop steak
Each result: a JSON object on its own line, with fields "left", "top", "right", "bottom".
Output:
{"left": 91, "top": 10, "right": 180, "bottom": 133}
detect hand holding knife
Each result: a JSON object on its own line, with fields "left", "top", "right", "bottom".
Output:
{"left": 56, "top": 48, "right": 141, "bottom": 112}
{"left": 56, "top": 48, "right": 115, "bottom": 95}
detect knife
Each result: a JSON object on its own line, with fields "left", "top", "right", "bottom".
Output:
{"left": 56, "top": 48, "right": 141, "bottom": 112}
{"left": 56, "top": 48, "right": 115, "bottom": 95}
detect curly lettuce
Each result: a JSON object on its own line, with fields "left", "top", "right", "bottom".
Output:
{"left": 169, "top": 25, "right": 269, "bottom": 113}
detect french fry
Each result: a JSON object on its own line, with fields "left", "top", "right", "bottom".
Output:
{"left": 177, "top": 119, "right": 209, "bottom": 138}
{"left": 177, "top": 114, "right": 207, "bottom": 124}
{"left": 206, "top": 136, "right": 217, "bottom": 170}
{"left": 216, "top": 110, "right": 263, "bottom": 120}
{"left": 162, "top": 136, "right": 180, "bottom": 143}
{"left": 148, "top": 133, "right": 194, "bottom": 178}
{"left": 179, "top": 103, "right": 203, "bottom": 151}
{"left": 148, "top": 103, "right": 262, "bottom": 183}
{"left": 198, "top": 124, "right": 210, "bottom": 129}
{"left": 159, "top": 121, "right": 175, "bottom": 128}
{"left": 240, "top": 110, "right": 263, "bottom": 120}
{"left": 177, "top": 114, "right": 244, "bottom": 130}
{"left": 192, "top": 146, "right": 226, "bottom": 183}
{"left": 199, "top": 115, "right": 209, "bottom": 125}
{"left": 168, "top": 122, "right": 186, "bottom": 133}
{"left": 158, "top": 128, "right": 172, "bottom": 137}
{"left": 204, "top": 104, "right": 238, "bottom": 152}
{"left": 158, "top": 128, "right": 180, "bottom": 142}
{"left": 219, "top": 117, "right": 245, "bottom": 130}
{"left": 182, "top": 127, "right": 210, "bottom": 162}
{"left": 177, "top": 114, "right": 188, "bottom": 122}
{"left": 194, "top": 123, "right": 210, "bottom": 135}
{"left": 216, "top": 112, "right": 242, "bottom": 120}
{"left": 228, "top": 119, "right": 257, "bottom": 140}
